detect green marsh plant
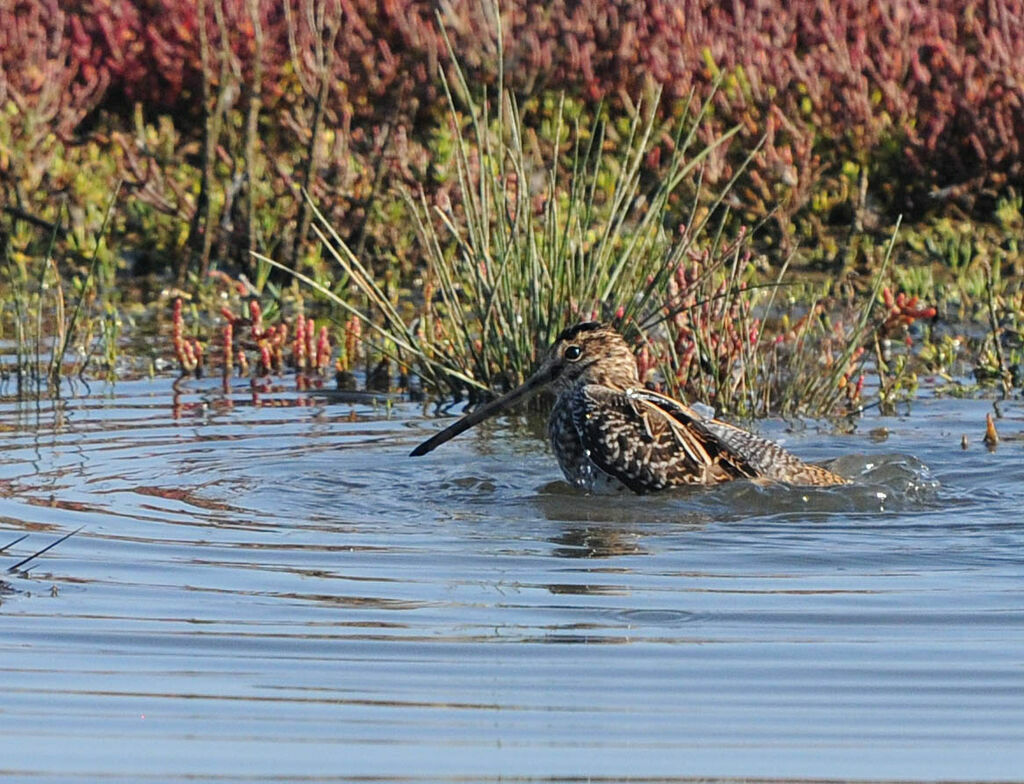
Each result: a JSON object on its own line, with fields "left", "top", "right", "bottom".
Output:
{"left": 264, "top": 43, "right": 908, "bottom": 419}
{"left": 261, "top": 40, "right": 777, "bottom": 401}
{"left": 1, "top": 183, "right": 122, "bottom": 397}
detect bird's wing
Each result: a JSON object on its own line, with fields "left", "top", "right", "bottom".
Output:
{"left": 624, "top": 387, "right": 847, "bottom": 486}
{"left": 570, "top": 385, "right": 755, "bottom": 493}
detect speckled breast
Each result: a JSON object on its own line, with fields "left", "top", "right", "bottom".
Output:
{"left": 547, "top": 392, "right": 627, "bottom": 493}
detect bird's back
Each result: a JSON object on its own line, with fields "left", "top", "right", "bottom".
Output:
{"left": 548, "top": 383, "right": 846, "bottom": 492}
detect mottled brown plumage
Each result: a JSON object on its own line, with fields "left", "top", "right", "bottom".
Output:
{"left": 411, "top": 322, "right": 847, "bottom": 493}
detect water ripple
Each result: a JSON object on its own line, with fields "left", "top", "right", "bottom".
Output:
{"left": 1, "top": 383, "right": 1023, "bottom": 781}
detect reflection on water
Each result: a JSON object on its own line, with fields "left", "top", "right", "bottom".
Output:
{"left": 1, "top": 378, "right": 1023, "bottom": 781}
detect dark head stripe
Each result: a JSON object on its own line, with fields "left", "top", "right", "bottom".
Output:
{"left": 557, "top": 321, "right": 603, "bottom": 342}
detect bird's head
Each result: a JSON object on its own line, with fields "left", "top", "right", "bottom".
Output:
{"left": 409, "top": 321, "right": 640, "bottom": 456}
{"left": 540, "top": 321, "right": 640, "bottom": 393}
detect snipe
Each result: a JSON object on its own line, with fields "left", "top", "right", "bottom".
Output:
{"left": 411, "top": 322, "right": 846, "bottom": 493}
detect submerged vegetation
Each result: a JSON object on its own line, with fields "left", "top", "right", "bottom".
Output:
{"left": 2, "top": 1, "right": 1024, "bottom": 418}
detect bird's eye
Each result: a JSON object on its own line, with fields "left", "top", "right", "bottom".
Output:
{"left": 564, "top": 345, "right": 583, "bottom": 361}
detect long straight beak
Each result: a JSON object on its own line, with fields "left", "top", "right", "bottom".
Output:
{"left": 410, "top": 365, "right": 556, "bottom": 456}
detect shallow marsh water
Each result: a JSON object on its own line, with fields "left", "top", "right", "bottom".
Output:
{"left": 1, "top": 377, "right": 1023, "bottom": 782}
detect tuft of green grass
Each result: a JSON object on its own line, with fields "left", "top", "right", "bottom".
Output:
{"left": 260, "top": 41, "right": 921, "bottom": 420}
{"left": 1, "top": 183, "right": 123, "bottom": 397}
{"left": 260, "top": 34, "right": 786, "bottom": 404}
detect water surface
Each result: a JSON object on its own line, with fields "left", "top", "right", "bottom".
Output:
{"left": 1, "top": 378, "right": 1023, "bottom": 782}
